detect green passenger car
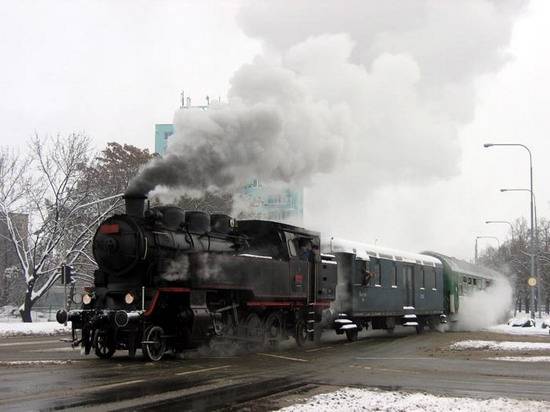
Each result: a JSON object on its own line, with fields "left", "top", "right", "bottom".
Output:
{"left": 423, "top": 252, "right": 503, "bottom": 317}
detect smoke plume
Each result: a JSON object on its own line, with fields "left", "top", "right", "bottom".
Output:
{"left": 128, "top": 0, "right": 526, "bottom": 223}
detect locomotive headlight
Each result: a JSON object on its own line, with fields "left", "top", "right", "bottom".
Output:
{"left": 124, "top": 292, "right": 135, "bottom": 305}
{"left": 82, "top": 293, "right": 93, "bottom": 305}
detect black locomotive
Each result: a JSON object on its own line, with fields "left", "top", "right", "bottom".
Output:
{"left": 58, "top": 194, "right": 502, "bottom": 361}
{"left": 57, "top": 195, "right": 337, "bottom": 361}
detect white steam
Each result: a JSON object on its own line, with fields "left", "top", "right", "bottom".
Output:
{"left": 454, "top": 278, "right": 514, "bottom": 331}
{"left": 128, "top": 0, "right": 526, "bottom": 230}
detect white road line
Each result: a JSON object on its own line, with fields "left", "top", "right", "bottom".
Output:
{"left": 355, "top": 357, "right": 436, "bottom": 360}
{"left": 257, "top": 353, "right": 308, "bottom": 362}
{"left": 91, "top": 379, "right": 145, "bottom": 391}
{"left": 306, "top": 346, "right": 333, "bottom": 352}
{"left": 495, "top": 377, "right": 550, "bottom": 385}
{"left": 175, "top": 365, "right": 232, "bottom": 376}
{"left": 0, "top": 340, "right": 60, "bottom": 347}
{"left": 27, "top": 347, "right": 78, "bottom": 352}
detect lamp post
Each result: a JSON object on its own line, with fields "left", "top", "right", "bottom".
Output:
{"left": 484, "top": 143, "right": 536, "bottom": 318}
{"left": 475, "top": 236, "right": 500, "bottom": 264}
{"left": 500, "top": 187, "right": 540, "bottom": 317}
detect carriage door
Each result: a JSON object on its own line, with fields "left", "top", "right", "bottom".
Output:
{"left": 286, "top": 232, "right": 309, "bottom": 298}
{"left": 403, "top": 265, "right": 415, "bottom": 307}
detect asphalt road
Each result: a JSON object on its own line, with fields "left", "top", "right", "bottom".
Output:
{"left": 1, "top": 327, "right": 550, "bottom": 411}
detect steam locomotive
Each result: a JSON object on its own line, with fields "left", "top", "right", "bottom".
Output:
{"left": 57, "top": 195, "right": 504, "bottom": 361}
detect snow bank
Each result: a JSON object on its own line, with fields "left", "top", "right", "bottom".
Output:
{"left": 277, "top": 387, "right": 550, "bottom": 411}
{"left": 0, "top": 322, "right": 70, "bottom": 337}
{"left": 450, "top": 340, "right": 550, "bottom": 351}
{"left": 488, "top": 356, "right": 550, "bottom": 363}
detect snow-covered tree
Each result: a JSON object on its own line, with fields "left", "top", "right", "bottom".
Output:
{"left": 0, "top": 135, "right": 121, "bottom": 322}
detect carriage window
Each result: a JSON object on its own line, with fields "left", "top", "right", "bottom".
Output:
{"left": 421, "top": 268, "right": 426, "bottom": 288}
{"left": 468, "top": 278, "right": 472, "bottom": 285}
{"left": 433, "top": 268, "right": 437, "bottom": 289}
{"left": 372, "top": 259, "right": 382, "bottom": 285}
{"left": 473, "top": 278, "right": 477, "bottom": 286}
{"left": 393, "top": 264, "right": 398, "bottom": 286}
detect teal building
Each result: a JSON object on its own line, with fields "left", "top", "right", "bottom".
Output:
{"left": 154, "top": 124, "right": 175, "bottom": 155}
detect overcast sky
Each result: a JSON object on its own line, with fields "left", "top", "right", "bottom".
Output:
{"left": 1, "top": 0, "right": 548, "bottom": 261}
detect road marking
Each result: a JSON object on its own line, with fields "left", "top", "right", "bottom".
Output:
{"left": 90, "top": 379, "right": 145, "bottom": 391}
{"left": 257, "top": 353, "right": 308, "bottom": 362}
{"left": 306, "top": 346, "right": 333, "bottom": 352}
{"left": 0, "top": 340, "right": 60, "bottom": 347}
{"left": 27, "top": 347, "right": 78, "bottom": 352}
{"left": 494, "top": 377, "right": 550, "bottom": 385}
{"left": 175, "top": 365, "right": 232, "bottom": 376}
{"left": 355, "top": 357, "right": 435, "bottom": 360}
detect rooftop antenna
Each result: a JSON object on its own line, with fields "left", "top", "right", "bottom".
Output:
{"left": 180, "top": 90, "right": 185, "bottom": 108}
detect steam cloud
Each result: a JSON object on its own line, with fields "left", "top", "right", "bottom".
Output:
{"left": 128, "top": 0, "right": 526, "bottom": 216}
{"left": 454, "top": 277, "right": 514, "bottom": 330}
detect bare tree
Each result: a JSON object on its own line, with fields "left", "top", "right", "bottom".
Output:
{"left": 0, "top": 135, "right": 121, "bottom": 321}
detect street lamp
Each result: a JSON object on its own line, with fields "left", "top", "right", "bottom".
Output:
{"left": 484, "top": 142, "right": 537, "bottom": 318}
{"left": 485, "top": 220, "right": 514, "bottom": 236}
{"left": 500, "top": 187, "right": 540, "bottom": 317}
{"left": 475, "top": 236, "right": 500, "bottom": 264}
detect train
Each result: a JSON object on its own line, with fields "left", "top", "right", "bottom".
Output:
{"left": 56, "top": 194, "right": 505, "bottom": 361}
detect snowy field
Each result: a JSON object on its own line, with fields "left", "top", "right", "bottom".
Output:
{"left": 484, "top": 312, "right": 550, "bottom": 337}
{"left": 278, "top": 387, "right": 550, "bottom": 412}
{"left": 450, "top": 340, "right": 550, "bottom": 351}
{"left": 0, "top": 321, "right": 70, "bottom": 337}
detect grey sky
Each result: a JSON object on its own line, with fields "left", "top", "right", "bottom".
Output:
{"left": 1, "top": 0, "right": 548, "bottom": 261}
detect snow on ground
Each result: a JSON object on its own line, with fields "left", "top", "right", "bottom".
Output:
{"left": 0, "top": 321, "right": 70, "bottom": 337}
{"left": 487, "top": 323, "right": 550, "bottom": 337}
{"left": 488, "top": 356, "right": 550, "bottom": 363}
{"left": 484, "top": 312, "right": 550, "bottom": 337}
{"left": 277, "top": 387, "right": 550, "bottom": 412}
{"left": 0, "top": 360, "right": 75, "bottom": 366}
{"left": 450, "top": 340, "right": 550, "bottom": 351}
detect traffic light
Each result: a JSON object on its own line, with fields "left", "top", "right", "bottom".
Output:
{"left": 61, "top": 265, "right": 74, "bottom": 285}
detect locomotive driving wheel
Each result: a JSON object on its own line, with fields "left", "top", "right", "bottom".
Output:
{"left": 245, "top": 313, "right": 264, "bottom": 351}
{"left": 294, "top": 319, "right": 308, "bottom": 347}
{"left": 142, "top": 325, "right": 166, "bottom": 362}
{"left": 93, "top": 329, "right": 116, "bottom": 359}
{"left": 264, "top": 311, "right": 283, "bottom": 347}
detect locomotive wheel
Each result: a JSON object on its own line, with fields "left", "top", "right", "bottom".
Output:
{"left": 93, "top": 330, "right": 116, "bottom": 359}
{"left": 294, "top": 319, "right": 308, "bottom": 347}
{"left": 264, "top": 312, "right": 283, "bottom": 347}
{"left": 142, "top": 326, "right": 166, "bottom": 362}
{"left": 245, "top": 313, "right": 264, "bottom": 351}
{"left": 345, "top": 328, "right": 358, "bottom": 342}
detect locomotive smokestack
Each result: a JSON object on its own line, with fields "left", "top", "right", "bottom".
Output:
{"left": 123, "top": 194, "right": 147, "bottom": 218}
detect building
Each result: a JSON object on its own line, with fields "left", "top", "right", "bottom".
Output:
{"left": 155, "top": 94, "right": 304, "bottom": 223}
{"left": 0, "top": 213, "right": 28, "bottom": 306}
{"left": 154, "top": 124, "right": 174, "bottom": 156}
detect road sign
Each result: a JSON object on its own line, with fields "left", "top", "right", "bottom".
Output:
{"left": 528, "top": 277, "right": 537, "bottom": 287}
